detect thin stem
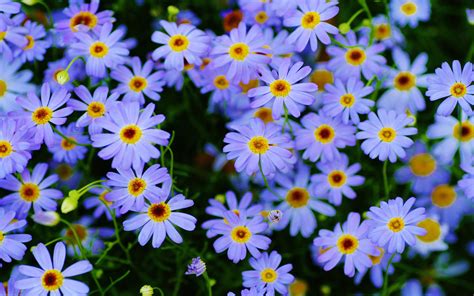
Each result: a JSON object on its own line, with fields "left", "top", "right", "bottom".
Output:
{"left": 203, "top": 272, "right": 213, "bottom": 296}
{"left": 102, "top": 270, "right": 130, "bottom": 294}
{"left": 52, "top": 126, "right": 92, "bottom": 147}
{"left": 102, "top": 202, "right": 132, "bottom": 265}
{"left": 358, "top": 0, "right": 374, "bottom": 44}
{"left": 382, "top": 253, "right": 396, "bottom": 296}
{"left": 258, "top": 158, "right": 280, "bottom": 199}
{"left": 383, "top": 160, "right": 390, "bottom": 200}
{"left": 347, "top": 9, "right": 364, "bottom": 26}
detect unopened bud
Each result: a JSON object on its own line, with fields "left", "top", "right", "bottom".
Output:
{"left": 33, "top": 211, "right": 60, "bottom": 226}
{"left": 140, "top": 285, "right": 154, "bottom": 296}
{"left": 338, "top": 23, "right": 351, "bottom": 34}
{"left": 56, "top": 70, "right": 70, "bottom": 85}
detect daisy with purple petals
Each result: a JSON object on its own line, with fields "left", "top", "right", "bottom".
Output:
{"left": 151, "top": 20, "right": 210, "bottom": 71}
{"left": 123, "top": 193, "right": 196, "bottom": 248}
{"left": 91, "top": 102, "right": 170, "bottom": 170}
{"left": 0, "top": 118, "right": 32, "bottom": 179}
{"left": 0, "top": 163, "right": 63, "bottom": 215}
{"left": 0, "top": 15, "right": 27, "bottom": 61}
{"left": 15, "top": 21, "right": 51, "bottom": 63}
{"left": 283, "top": 0, "right": 339, "bottom": 52}
{"left": 111, "top": 57, "right": 165, "bottom": 104}
{"left": 311, "top": 153, "right": 365, "bottom": 206}
{"left": 200, "top": 67, "right": 241, "bottom": 110}
{"left": 211, "top": 211, "right": 271, "bottom": 263}
{"left": 223, "top": 118, "right": 296, "bottom": 177}
{"left": 369, "top": 15, "right": 404, "bottom": 49}
{"left": 242, "top": 251, "right": 295, "bottom": 295}
{"left": 426, "top": 60, "right": 474, "bottom": 116}
{"left": 313, "top": 212, "right": 380, "bottom": 277}
{"left": 323, "top": 77, "right": 374, "bottom": 124}
{"left": 367, "top": 197, "right": 426, "bottom": 253}
{"left": 0, "top": 0, "right": 20, "bottom": 14}
{"left": 0, "top": 54, "right": 35, "bottom": 112}
{"left": 49, "top": 124, "right": 89, "bottom": 164}
{"left": 356, "top": 109, "right": 417, "bottom": 163}
{"left": 185, "top": 257, "right": 207, "bottom": 277}
{"left": 84, "top": 187, "right": 117, "bottom": 220}
{"left": 15, "top": 242, "right": 93, "bottom": 295}
{"left": 0, "top": 208, "right": 32, "bottom": 266}
{"left": 44, "top": 58, "right": 85, "bottom": 91}
{"left": 295, "top": 112, "right": 356, "bottom": 162}
{"left": 248, "top": 59, "right": 317, "bottom": 119}
{"left": 390, "top": 0, "right": 431, "bottom": 28}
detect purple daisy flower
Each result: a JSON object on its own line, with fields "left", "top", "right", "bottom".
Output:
{"left": 200, "top": 66, "right": 242, "bottom": 111}
{"left": 177, "top": 10, "right": 201, "bottom": 26}
{"left": 69, "top": 22, "right": 129, "bottom": 78}
{"left": 262, "top": 29, "right": 294, "bottom": 67}
{"left": 15, "top": 83, "right": 73, "bottom": 147}
{"left": 283, "top": 0, "right": 339, "bottom": 52}
{"left": 311, "top": 153, "right": 365, "bottom": 206}
{"left": 368, "top": 15, "right": 404, "bottom": 49}
{"left": 211, "top": 211, "right": 271, "bottom": 263}
{"left": 327, "top": 31, "right": 386, "bottom": 81}
{"left": 44, "top": 58, "right": 85, "bottom": 91}
{"left": 0, "top": 14, "right": 27, "bottom": 61}
{"left": 356, "top": 109, "right": 417, "bottom": 163}
{"left": 0, "top": 208, "right": 32, "bottom": 266}
{"left": 111, "top": 56, "right": 165, "bottom": 104}
{"left": 313, "top": 212, "right": 380, "bottom": 277}
{"left": 223, "top": 118, "right": 296, "bottom": 177}
{"left": 242, "top": 251, "right": 295, "bottom": 295}
{"left": 185, "top": 257, "right": 207, "bottom": 277}
{"left": 91, "top": 102, "right": 170, "bottom": 170}
{"left": 323, "top": 77, "right": 374, "bottom": 124}
{"left": 391, "top": 0, "right": 431, "bottom": 28}
{"left": 15, "top": 242, "right": 93, "bottom": 295}
{"left": 0, "top": 0, "right": 20, "bottom": 14}
{"left": 295, "top": 112, "right": 356, "bottom": 163}
{"left": 106, "top": 163, "right": 171, "bottom": 214}
{"left": 243, "top": 4, "right": 281, "bottom": 28}
{"left": 211, "top": 22, "right": 270, "bottom": 84}
{"left": 0, "top": 163, "right": 63, "bottom": 216}
{"left": 123, "top": 193, "right": 197, "bottom": 248}
{"left": 0, "top": 54, "right": 35, "bottom": 112}
{"left": 84, "top": 187, "right": 117, "bottom": 220}
{"left": 426, "top": 60, "right": 474, "bottom": 116}
{"left": 48, "top": 124, "right": 90, "bottom": 164}
{"left": 151, "top": 20, "right": 210, "bottom": 71}
{"left": 0, "top": 117, "right": 33, "bottom": 179}
{"left": 367, "top": 197, "right": 426, "bottom": 253}
{"left": 15, "top": 20, "right": 51, "bottom": 63}
{"left": 248, "top": 59, "right": 317, "bottom": 119}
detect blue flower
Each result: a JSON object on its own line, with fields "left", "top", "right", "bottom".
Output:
{"left": 0, "top": 0, "right": 20, "bottom": 14}
{"left": 0, "top": 54, "right": 35, "bottom": 112}
{"left": 0, "top": 117, "right": 33, "bottom": 179}
{"left": 48, "top": 124, "right": 90, "bottom": 164}
{"left": 0, "top": 208, "right": 32, "bottom": 266}
{"left": 0, "top": 14, "right": 27, "bottom": 61}
{"left": 390, "top": 0, "right": 431, "bottom": 28}
{"left": 14, "top": 20, "right": 51, "bottom": 63}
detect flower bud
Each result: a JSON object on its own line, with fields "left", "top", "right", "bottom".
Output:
{"left": 21, "top": 0, "right": 40, "bottom": 5}
{"left": 140, "top": 285, "right": 154, "bottom": 296}
{"left": 338, "top": 23, "right": 351, "bottom": 34}
{"left": 167, "top": 6, "right": 180, "bottom": 21}
{"left": 61, "top": 190, "right": 80, "bottom": 213}
{"left": 56, "top": 70, "right": 70, "bottom": 85}
{"left": 32, "top": 211, "right": 60, "bottom": 226}
{"left": 214, "top": 194, "right": 225, "bottom": 204}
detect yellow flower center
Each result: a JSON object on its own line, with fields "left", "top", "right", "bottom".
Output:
{"left": 301, "top": 11, "right": 321, "bottom": 29}
{"left": 0, "top": 80, "right": 6, "bottom": 96}
{"left": 99, "top": 190, "right": 113, "bottom": 206}
{"left": 375, "top": 23, "right": 392, "bottom": 40}
{"left": 128, "top": 178, "right": 147, "bottom": 197}
{"left": 230, "top": 225, "right": 252, "bottom": 243}
{"left": 387, "top": 217, "right": 405, "bottom": 232}
{"left": 310, "top": 69, "right": 334, "bottom": 91}
{"left": 239, "top": 79, "right": 259, "bottom": 94}
{"left": 168, "top": 34, "right": 189, "bottom": 52}
{"left": 260, "top": 268, "right": 278, "bottom": 283}
{"left": 0, "top": 140, "right": 13, "bottom": 158}
{"left": 450, "top": 82, "right": 467, "bottom": 98}
{"left": 0, "top": 31, "right": 6, "bottom": 41}
{"left": 270, "top": 79, "right": 291, "bottom": 97}
{"left": 255, "top": 11, "right": 269, "bottom": 24}
{"left": 41, "top": 269, "right": 64, "bottom": 291}
{"left": 337, "top": 234, "right": 359, "bottom": 254}
{"left": 229, "top": 42, "right": 250, "bottom": 61}
{"left": 119, "top": 124, "right": 142, "bottom": 144}
{"left": 394, "top": 71, "right": 416, "bottom": 91}
{"left": 60, "top": 137, "right": 76, "bottom": 151}
{"left": 369, "top": 247, "right": 385, "bottom": 265}
{"left": 328, "top": 170, "right": 347, "bottom": 188}
{"left": 345, "top": 48, "right": 367, "bottom": 66}
{"left": 70, "top": 11, "right": 98, "bottom": 32}
{"left": 64, "top": 224, "right": 88, "bottom": 245}
{"left": 253, "top": 107, "right": 274, "bottom": 124}
{"left": 409, "top": 153, "right": 436, "bottom": 177}
{"left": 248, "top": 136, "right": 270, "bottom": 154}
{"left": 340, "top": 93, "right": 355, "bottom": 107}
{"left": 416, "top": 218, "right": 441, "bottom": 243}
{"left": 200, "top": 57, "right": 212, "bottom": 70}
{"left": 431, "top": 185, "right": 456, "bottom": 208}
{"left": 32, "top": 106, "right": 53, "bottom": 125}
{"left": 213, "top": 75, "right": 230, "bottom": 90}
{"left": 87, "top": 101, "right": 106, "bottom": 118}
{"left": 314, "top": 124, "right": 335, "bottom": 144}
{"left": 378, "top": 127, "right": 396, "bottom": 142}
{"left": 89, "top": 41, "right": 109, "bottom": 58}
{"left": 129, "top": 76, "right": 148, "bottom": 92}
{"left": 400, "top": 2, "right": 418, "bottom": 16}
{"left": 148, "top": 202, "right": 171, "bottom": 222}
{"left": 453, "top": 121, "right": 474, "bottom": 142}
{"left": 23, "top": 35, "right": 35, "bottom": 50}
{"left": 56, "top": 164, "right": 73, "bottom": 181}
{"left": 286, "top": 187, "right": 310, "bottom": 208}
{"left": 19, "top": 182, "right": 40, "bottom": 202}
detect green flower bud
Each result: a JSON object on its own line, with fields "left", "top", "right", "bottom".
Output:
{"left": 56, "top": 70, "right": 70, "bottom": 85}
{"left": 338, "top": 23, "right": 351, "bottom": 34}
{"left": 140, "top": 285, "right": 154, "bottom": 296}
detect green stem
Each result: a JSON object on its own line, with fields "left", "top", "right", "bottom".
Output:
{"left": 258, "top": 158, "right": 280, "bottom": 199}
{"left": 347, "top": 9, "right": 364, "bottom": 26}
{"left": 102, "top": 270, "right": 130, "bottom": 294}
{"left": 358, "top": 0, "right": 374, "bottom": 44}
{"left": 202, "top": 272, "right": 213, "bottom": 296}
{"left": 52, "top": 126, "right": 92, "bottom": 147}
{"left": 383, "top": 160, "right": 390, "bottom": 200}
{"left": 103, "top": 202, "right": 132, "bottom": 265}
{"left": 382, "top": 253, "right": 396, "bottom": 296}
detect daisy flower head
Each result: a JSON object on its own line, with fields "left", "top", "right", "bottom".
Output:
{"left": 394, "top": 141, "right": 450, "bottom": 194}
{"left": 69, "top": 85, "right": 119, "bottom": 135}
{"left": 185, "top": 257, "right": 207, "bottom": 277}
{"left": 15, "top": 242, "right": 93, "bottom": 295}
{"left": 177, "top": 10, "right": 202, "bottom": 26}
{"left": 313, "top": 212, "right": 380, "bottom": 277}
{"left": 223, "top": 118, "right": 296, "bottom": 178}
{"left": 0, "top": 163, "right": 63, "bottom": 216}
{"left": 0, "top": 54, "right": 34, "bottom": 112}
{"left": 412, "top": 217, "right": 448, "bottom": 256}
{"left": 327, "top": 31, "right": 386, "bottom": 81}
{"left": 151, "top": 20, "right": 210, "bottom": 71}
{"left": 48, "top": 124, "right": 90, "bottom": 164}
{"left": 262, "top": 28, "right": 294, "bottom": 68}
{"left": 69, "top": 22, "right": 129, "bottom": 78}
{"left": 111, "top": 56, "right": 165, "bottom": 104}
{"left": 322, "top": 77, "right": 374, "bottom": 124}
{"left": 0, "top": 208, "right": 32, "bottom": 266}
{"left": 84, "top": 187, "right": 117, "bottom": 220}
{"left": 0, "top": 117, "right": 33, "bottom": 179}
{"left": 243, "top": 4, "right": 281, "bottom": 28}
{"left": 390, "top": 0, "right": 431, "bottom": 28}
{"left": 248, "top": 59, "right": 317, "bottom": 119}
{"left": 123, "top": 193, "right": 196, "bottom": 248}
{"left": 369, "top": 15, "right": 404, "bottom": 49}
{"left": 0, "top": 0, "right": 20, "bottom": 14}
{"left": 367, "top": 197, "right": 426, "bottom": 253}
{"left": 200, "top": 66, "right": 241, "bottom": 111}
{"left": 426, "top": 60, "right": 474, "bottom": 116}
{"left": 356, "top": 109, "right": 417, "bottom": 163}
{"left": 295, "top": 112, "right": 356, "bottom": 163}
{"left": 242, "top": 251, "right": 295, "bottom": 295}
{"left": 15, "top": 20, "right": 51, "bottom": 63}
{"left": 283, "top": 0, "right": 339, "bottom": 52}
{"left": 0, "top": 14, "right": 27, "bottom": 61}
{"left": 16, "top": 83, "right": 73, "bottom": 147}
{"left": 211, "top": 210, "right": 271, "bottom": 263}
{"left": 91, "top": 102, "right": 170, "bottom": 170}
{"left": 311, "top": 153, "right": 365, "bottom": 206}
{"left": 210, "top": 22, "right": 270, "bottom": 83}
